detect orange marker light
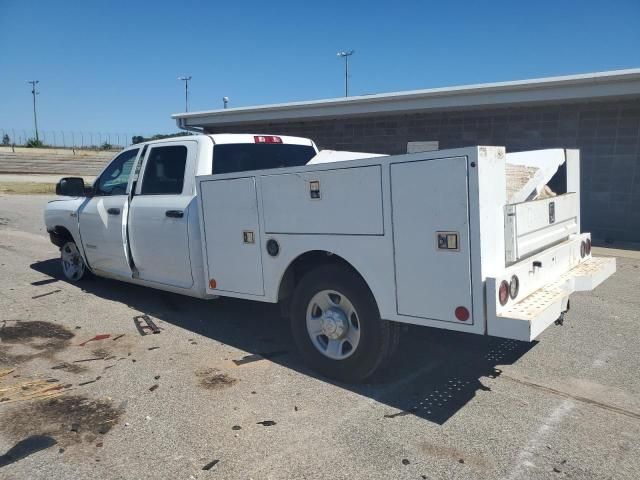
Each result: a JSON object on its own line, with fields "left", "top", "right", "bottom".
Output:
{"left": 209, "top": 279, "right": 217, "bottom": 289}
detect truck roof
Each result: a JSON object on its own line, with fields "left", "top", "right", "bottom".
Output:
{"left": 134, "top": 133, "right": 314, "bottom": 147}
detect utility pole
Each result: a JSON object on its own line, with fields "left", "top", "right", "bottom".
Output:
{"left": 26, "top": 80, "right": 40, "bottom": 140}
{"left": 178, "top": 76, "right": 192, "bottom": 112}
{"left": 336, "top": 50, "right": 354, "bottom": 97}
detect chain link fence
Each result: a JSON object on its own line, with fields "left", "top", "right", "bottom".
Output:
{"left": 0, "top": 128, "right": 140, "bottom": 149}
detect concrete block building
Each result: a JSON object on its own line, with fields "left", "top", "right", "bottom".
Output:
{"left": 173, "top": 69, "right": 640, "bottom": 243}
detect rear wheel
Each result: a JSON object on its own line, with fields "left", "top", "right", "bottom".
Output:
{"left": 290, "top": 264, "right": 393, "bottom": 383}
{"left": 60, "top": 241, "right": 88, "bottom": 282}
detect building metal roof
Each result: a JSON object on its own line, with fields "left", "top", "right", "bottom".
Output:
{"left": 173, "top": 69, "right": 640, "bottom": 129}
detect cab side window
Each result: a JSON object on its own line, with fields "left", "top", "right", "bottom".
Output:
{"left": 96, "top": 149, "right": 139, "bottom": 196}
{"left": 140, "top": 145, "right": 187, "bottom": 195}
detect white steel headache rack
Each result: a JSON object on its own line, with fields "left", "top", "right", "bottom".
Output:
{"left": 195, "top": 145, "right": 615, "bottom": 343}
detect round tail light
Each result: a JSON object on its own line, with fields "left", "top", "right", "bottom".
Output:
{"left": 580, "top": 241, "right": 586, "bottom": 258}
{"left": 499, "top": 280, "right": 509, "bottom": 306}
{"left": 509, "top": 275, "right": 519, "bottom": 299}
{"left": 455, "top": 306, "right": 470, "bottom": 321}
{"left": 585, "top": 238, "right": 592, "bottom": 255}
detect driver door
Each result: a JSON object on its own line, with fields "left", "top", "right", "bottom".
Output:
{"left": 78, "top": 147, "right": 139, "bottom": 278}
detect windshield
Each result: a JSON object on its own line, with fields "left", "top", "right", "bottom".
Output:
{"left": 212, "top": 143, "right": 316, "bottom": 174}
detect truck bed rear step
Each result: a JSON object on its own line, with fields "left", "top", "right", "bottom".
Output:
{"left": 491, "top": 257, "right": 615, "bottom": 341}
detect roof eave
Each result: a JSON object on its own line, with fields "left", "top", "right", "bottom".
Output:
{"left": 173, "top": 68, "right": 640, "bottom": 128}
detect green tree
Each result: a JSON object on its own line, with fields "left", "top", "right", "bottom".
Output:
{"left": 1, "top": 134, "right": 10, "bottom": 145}
{"left": 25, "top": 138, "right": 44, "bottom": 148}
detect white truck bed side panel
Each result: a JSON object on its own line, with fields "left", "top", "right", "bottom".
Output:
{"left": 391, "top": 157, "right": 473, "bottom": 323}
{"left": 199, "top": 177, "right": 265, "bottom": 296}
{"left": 261, "top": 166, "right": 384, "bottom": 235}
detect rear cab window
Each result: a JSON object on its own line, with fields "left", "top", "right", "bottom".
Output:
{"left": 212, "top": 143, "right": 317, "bottom": 175}
{"left": 140, "top": 145, "right": 188, "bottom": 195}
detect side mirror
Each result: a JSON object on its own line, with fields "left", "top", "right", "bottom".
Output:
{"left": 56, "top": 177, "right": 86, "bottom": 197}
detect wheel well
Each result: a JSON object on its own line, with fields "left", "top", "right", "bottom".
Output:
{"left": 278, "top": 251, "right": 367, "bottom": 308}
{"left": 49, "top": 226, "right": 74, "bottom": 248}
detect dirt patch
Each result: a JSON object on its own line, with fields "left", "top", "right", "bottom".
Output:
{"left": 420, "top": 441, "right": 491, "bottom": 470}
{"left": 3, "top": 395, "right": 124, "bottom": 447}
{"left": 51, "top": 362, "right": 87, "bottom": 374}
{"left": 0, "top": 321, "right": 75, "bottom": 366}
{"left": 196, "top": 368, "right": 238, "bottom": 390}
{"left": 0, "top": 321, "right": 74, "bottom": 343}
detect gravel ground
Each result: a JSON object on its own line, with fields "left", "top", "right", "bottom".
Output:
{"left": 0, "top": 194, "right": 639, "bottom": 480}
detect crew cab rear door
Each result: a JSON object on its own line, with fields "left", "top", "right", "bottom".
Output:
{"left": 127, "top": 140, "right": 197, "bottom": 289}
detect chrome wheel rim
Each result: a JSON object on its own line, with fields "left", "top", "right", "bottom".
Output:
{"left": 306, "top": 289, "right": 361, "bottom": 360}
{"left": 61, "top": 242, "right": 84, "bottom": 281}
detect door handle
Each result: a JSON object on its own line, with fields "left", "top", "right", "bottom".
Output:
{"left": 165, "top": 210, "right": 184, "bottom": 218}
{"left": 107, "top": 208, "right": 120, "bottom": 215}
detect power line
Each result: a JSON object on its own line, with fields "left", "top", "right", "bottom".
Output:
{"left": 26, "top": 80, "right": 40, "bottom": 141}
{"left": 178, "top": 76, "right": 192, "bottom": 112}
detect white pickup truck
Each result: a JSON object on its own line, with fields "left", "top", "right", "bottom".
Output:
{"left": 45, "top": 134, "right": 615, "bottom": 382}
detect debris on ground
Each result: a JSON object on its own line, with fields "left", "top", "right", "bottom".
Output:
{"left": 78, "top": 334, "right": 111, "bottom": 347}
{"left": 31, "top": 289, "right": 61, "bottom": 299}
{"left": 231, "top": 425, "right": 242, "bottom": 430}
{"left": 149, "top": 384, "right": 159, "bottom": 392}
{"left": 78, "top": 377, "right": 101, "bottom": 386}
{"left": 232, "top": 350, "right": 288, "bottom": 366}
{"left": 51, "top": 363, "right": 87, "bottom": 374}
{"left": 147, "top": 346, "right": 159, "bottom": 351}
{"left": 256, "top": 420, "right": 276, "bottom": 427}
{"left": 196, "top": 368, "right": 237, "bottom": 390}
{"left": 133, "top": 315, "right": 161, "bottom": 335}
{"left": 202, "top": 459, "right": 219, "bottom": 471}
{"left": 154, "top": 375, "right": 160, "bottom": 380}
{"left": 73, "top": 357, "right": 105, "bottom": 363}
{"left": 112, "top": 334, "right": 125, "bottom": 341}
{"left": 0, "top": 370, "right": 69, "bottom": 404}
{"left": 402, "top": 458, "right": 410, "bottom": 465}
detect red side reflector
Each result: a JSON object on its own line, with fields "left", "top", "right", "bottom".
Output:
{"left": 455, "top": 306, "right": 470, "bottom": 321}
{"left": 254, "top": 135, "right": 282, "bottom": 144}
{"left": 209, "top": 279, "right": 217, "bottom": 289}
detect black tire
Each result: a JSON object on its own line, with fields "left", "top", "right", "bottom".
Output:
{"left": 290, "top": 264, "right": 392, "bottom": 383}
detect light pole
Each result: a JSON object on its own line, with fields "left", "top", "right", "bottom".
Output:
{"left": 26, "top": 80, "right": 40, "bottom": 141}
{"left": 336, "top": 50, "right": 354, "bottom": 97}
{"left": 178, "top": 76, "right": 192, "bottom": 112}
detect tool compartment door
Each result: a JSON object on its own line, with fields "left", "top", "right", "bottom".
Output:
{"left": 199, "top": 177, "right": 264, "bottom": 296}
{"left": 504, "top": 193, "right": 579, "bottom": 264}
{"left": 391, "top": 157, "right": 473, "bottom": 323}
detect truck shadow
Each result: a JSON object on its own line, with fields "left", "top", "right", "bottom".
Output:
{"left": 31, "top": 259, "right": 536, "bottom": 425}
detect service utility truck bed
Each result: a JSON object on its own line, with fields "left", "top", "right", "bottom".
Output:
{"left": 46, "top": 134, "right": 615, "bottom": 382}
{"left": 196, "top": 145, "right": 614, "bottom": 344}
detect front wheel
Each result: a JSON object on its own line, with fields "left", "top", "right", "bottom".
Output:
{"left": 290, "top": 264, "right": 394, "bottom": 383}
{"left": 60, "top": 241, "right": 88, "bottom": 282}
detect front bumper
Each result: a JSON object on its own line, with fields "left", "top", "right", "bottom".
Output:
{"left": 486, "top": 244, "right": 616, "bottom": 341}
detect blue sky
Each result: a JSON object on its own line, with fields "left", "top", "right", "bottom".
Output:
{"left": 1, "top": 0, "right": 639, "bottom": 138}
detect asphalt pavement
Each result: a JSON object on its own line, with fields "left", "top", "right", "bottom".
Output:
{"left": 0, "top": 194, "right": 639, "bottom": 480}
